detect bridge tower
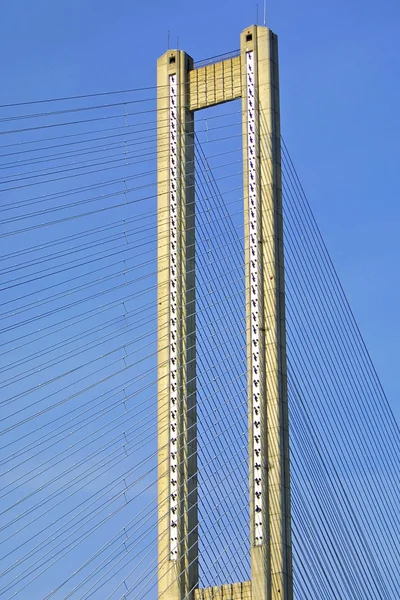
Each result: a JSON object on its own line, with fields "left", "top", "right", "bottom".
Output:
{"left": 157, "top": 25, "right": 293, "bottom": 600}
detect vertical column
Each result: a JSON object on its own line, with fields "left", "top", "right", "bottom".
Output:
{"left": 157, "top": 49, "right": 198, "bottom": 600}
{"left": 241, "top": 25, "right": 293, "bottom": 600}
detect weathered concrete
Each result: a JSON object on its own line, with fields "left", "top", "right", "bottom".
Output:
{"left": 189, "top": 56, "right": 241, "bottom": 111}
{"left": 157, "top": 49, "right": 198, "bottom": 600}
{"left": 195, "top": 582, "right": 252, "bottom": 599}
{"left": 240, "top": 25, "right": 293, "bottom": 600}
{"left": 157, "top": 24, "right": 292, "bottom": 600}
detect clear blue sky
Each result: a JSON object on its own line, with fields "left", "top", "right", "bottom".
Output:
{"left": 0, "top": 2, "right": 399, "bottom": 597}
{"left": 0, "top": 0, "right": 398, "bottom": 421}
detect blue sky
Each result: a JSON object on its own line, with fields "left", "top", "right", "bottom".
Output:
{"left": 0, "top": 1, "right": 399, "bottom": 596}
{"left": 1, "top": 0, "right": 399, "bottom": 421}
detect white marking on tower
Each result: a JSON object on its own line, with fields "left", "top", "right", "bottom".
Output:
{"left": 169, "top": 72, "right": 179, "bottom": 561}
{"left": 247, "top": 50, "right": 263, "bottom": 546}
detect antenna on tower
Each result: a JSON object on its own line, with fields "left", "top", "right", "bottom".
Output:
{"left": 264, "top": 0, "right": 267, "bottom": 26}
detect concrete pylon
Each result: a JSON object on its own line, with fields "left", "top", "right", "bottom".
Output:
{"left": 240, "top": 26, "right": 293, "bottom": 600}
{"left": 157, "top": 49, "right": 198, "bottom": 600}
{"left": 157, "top": 25, "right": 293, "bottom": 600}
